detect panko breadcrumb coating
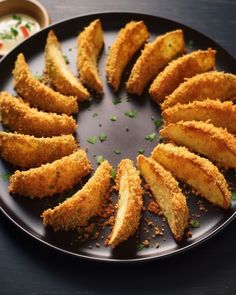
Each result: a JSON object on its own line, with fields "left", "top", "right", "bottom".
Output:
{"left": 45, "top": 30, "right": 89, "bottom": 101}
{"left": 149, "top": 48, "right": 216, "bottom": 103}
{"left": 77, "top": 19, "right": 104, "bottom": 94}
{"left": 0, "top": 92, "right": 76, "bottom": 137}
{"left": 42, "top": 160, "right": 112, "bottom": 231}
{"left": 137, "top": 155, "right": 189, "bottom": 240}
{"left": 9, "top": 149, "right": 92, "bottom": 198}
{"left": 106, "top": 21, "right": 149, "bottom": 91}
{"left": 151, "top": 143, "right": 230, "bottom": 208}
{"left": 162, "top": 71, "right": 236, "bottom": 109}
{"left": 109, "top": 159, "right": 143, "bottom": 248}
{"left": 126, "top": 30, "right": 185, "bottom": 95}
{"left": 160, "top": 120, "right": 236, "bottom": 169}
{"left": 13, "top": 53, "right": 78, "bottom": 114}
{"left": 0, "top": 132, "right": 77, "bottom": 168}
{"left": 162, "top": 99, "right": 236, "bottom": 134}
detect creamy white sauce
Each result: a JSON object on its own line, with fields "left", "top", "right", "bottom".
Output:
{"left": 0, "top": 13, "right": 40, "bottom": 55}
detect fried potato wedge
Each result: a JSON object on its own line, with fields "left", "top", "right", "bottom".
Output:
{"left": 149, "top": 48, "right": 216, "bottom": 103}
{"left": 160, "top": 120, "right": 236, "bottom": 169}
{"left": 77, "top": 19, "right": 104, "bottom": 94}
{"left": 137, "top": 155, "right": 188, "bottom": 240}
{"left": 0, "top": 132, "right": 77, "bottom": 168}
{"left": 109, "top": 159, "right": 143, "bottom": 248}
{"left": 45, "top": 30, "right": 89, "bottom": 101}
{"left": 106, "top": 21, "right": 149, "bottom": 91}
{"left": 162, "top": 71, "right": 236, "bottom": 110}
{"left": 42, "top": 160, "right": 112, "bottom": 231}
{"left": 151, "top": 143, "right": 230, "bottom": 208}
{"left": 13, "top": 53, "right": 78, "bottom": 114}
{"left": 9, "top": 149, "right": 92, "bottom": 198}
{"left": 0, "top": 92, "right": 76, "bottom": 137}
{"left": 163, "top": 99, "right": 236, "bottom": 134}
{"left": 126, "top": 30, "right": 185, "bottom": 95}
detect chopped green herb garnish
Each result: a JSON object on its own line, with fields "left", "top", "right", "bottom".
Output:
{"left": 153, "top": 119, "right": 162, "bottom": 128}
{"left": 112, "top": 97, "right": 121, "bottom": 105}
{"left": 138, "top": 149, "right": 145, "bottom": 154}
{"left": 188, "top": 40, "right": 194, "bottom": 48}
{"left": 87, "top": 136, "right": 97, "bottom": 144}
{"left": 113, "top": 149, "right": 121, "bottom": 155}
{"left": 145, "top": 133, "right": 156, "bottom": 141}
{"left": 90, "top": 224, "right": 98, "bottom": 238}
{"left": 34, "top": 74, "right": 43, "bottom": 82}
{"left": 96, "top": 155, "right": 105, "bottom": 165}
{"left": 1, "top": 172, "right": 12, "bottom": 181}
{"left": 25, "top": 23, "right": 31, "bottom": 30}
{"left": 0, "top": 33, "right": 13, "bottom": 40}
{"left": 137, "top": 243, "right": 145, "bottom": 251}
{"left": 12, "top": 14, "right": 22, "bottom": 26}
{"left": 190, "top": 219, "right": 200, "bottom": 228}
{"left": 124, "top": 110, "right": 138, "bottom": 118}
{"left": 11, "top": 27, "right": 18, "bottom": 38}
{"left": 110, "top": 115, "right": 117, "bottom": 121}
{"left": 63, "top": 55, "right": 69, "bottom": 64}
{"left": 231, "top": 192, "right": 236, "bottom": 201}
{"left": 111, "top": 168, "right": 116, "bottom": 179}
{"left": 92, "top": 112, "right": 98, "bottom": 118}
{"left": 99, "top": 132, "right": 107, "bottom": 142}
{"left": 126, "top": 96, "right": 132, "bottom": 102}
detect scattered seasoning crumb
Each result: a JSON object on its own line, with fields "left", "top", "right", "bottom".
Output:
{"left": 88, "top": 245, "right": 92, "bottom": 249}
{"left": 147, "top": 200, "right": 160, "bottom": 214}
{"left": 87, "top": 136, "right": 97, "bottom": 144}
{"left": 190, "top": 219, "right": 200, "bottom": 228}
{"left": 155, "top": 242, "right": 160, "bottom": 248}
{"left": 96, "top": 243, "right": 100, "bottom": 248}
{"left": 143, "top": 240, "right": 150, "bottom": 247}
{"left": 124, "top": 110, "right": 138, "bottom": 118}
{"left": 96, "top": 155, "right": 105, "bottom": 165}
{"left": 113, "top": 149, "right": 121, "bottom": 155}
{"left": 99, "top": 132, "right": 107, "bottom": 142}
{"left": 63, "top": 54, "right": 69, "bottom": 64}
{"left": 68, "top": 48, "right": 72, "bottom": 51}
{"left": 126, "top": 96, "right": 132, "bottom": 102}
{"left": 145, "top": 133, "right": 156, "bottom": 141}
{"left": 110, "top": 115, "right": 118, "bottom": 121}
{"left": 92, "top": 112, "right": 98, "bottom": 118}
{"left": 186, "top": 231, "right": 192, "bottom": 238}
{"left": 126, "top": 127, "right": 129, "bottom": 132}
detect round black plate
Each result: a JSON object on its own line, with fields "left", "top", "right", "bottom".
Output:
{"left": 0, "top": 12, "right": 236, "bottom": 262}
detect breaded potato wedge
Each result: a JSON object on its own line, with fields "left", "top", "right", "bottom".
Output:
{"left": 0, "top": 132, "right": 77, "bottom": 168}
{"left": 160, "top": 120, "right": 236, "bottom": 169}
{"left": 109, "top": 159, "right": 143, "bottom": 248}
{"left": 151, "top": 143, "right": 230, "bottom": 208}
{"left": 163, "top": 99, "right": 236, "bottom": 134}
{"left": 137, "top": 155, "right": 189, "bottom": 240}
{"left": 126, "top": 30, "right": 185, "bottom": 95}
{"left": 13, "top": 53, "right": 78, "bottom": 114}
{"left": 106, "top": 21, "right": 149, "bottom": 91}
{"left": 0, "top": 92, "right": 76, "bottom": 137}
{"left": 77, "top": 19, "right": 104, "bottom": 94}
{"left": 162, "top": 71, "right": 236, "bottom": 110}
{"left": 149, "top": 48, "right": 216, "bottom": 103}
{"left": 9, "top": 149, "right": 92, "bottom": 198}
{"left": 45, "top": 30, "right": 89, "bottom": 101}
{"left": 41, "top": 160, "right": 112, "bottom": 231}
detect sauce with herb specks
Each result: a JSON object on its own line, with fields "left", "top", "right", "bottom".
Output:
{"left": 0, "top": 13, "right": 40, "bottom": 55}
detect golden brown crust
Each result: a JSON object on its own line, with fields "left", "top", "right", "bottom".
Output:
{"left": 77, "top": 19, "right": 104, "bottom": 94}
{"left": 45, "top": 30, "right": 89, "bottom": 100}
{"left": 106, "top": 21, "right": 149, "bottom": 91}
{"left": 126, "top": 30, "right": 185, "bottom": 95}
{"left": 137, "top": 155, "right": 189, "bottom": 240}
{"left": 151, "top": 143, "right": 230, "bottom": 208}
{"left": 9, "top": 149, "right": 92, "bottom": 198}
{"left": 149, "top": 48, "right": 216, "bottom": 103}
{"left": 160, "top": 120, "right": 236, "bottom": 168}
{"left": 162, "top": 99, "right": 236, "bottom": 134}
{"left": 0, "top": 92, "right": 76, "bottom": 137}
{"left": 41, "top": 160, "right": 112, "bottom": 231}
{"left": 161, "top": 71, "right": 236, "bottom": 110}
{"left": 0, "top": 132, "right": 77, "bottom": 168}
{"left": 13, "top": 53, "right": 78, "bottom": 114}
{"left": 109, "top": 159, "right": 143, "bottom": 248}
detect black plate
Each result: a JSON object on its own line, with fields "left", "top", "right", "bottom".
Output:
{"left": 0, "top": 12, "right": 236, "bottom": 262}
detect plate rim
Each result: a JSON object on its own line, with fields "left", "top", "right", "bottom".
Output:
{"left": 0, "top": 11, "right": 236, "bottom": 263}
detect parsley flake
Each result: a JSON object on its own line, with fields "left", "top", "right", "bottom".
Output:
{"left": 99, "top": 132, "right": 107, "bottom": 142}
{"left": 110, "top": 115, "right": 117, "bottom": 121}
{"left": 231, "top": 192, "right": 236, "bottom": 201}
{"left": 11, "top": 27, "right": 18, "bottom": 38}
{"left": 153, "top": 119, "right": 162, "bottom": 128}
{"left": 1, "top": 172, "right": 12, "bottom": 181}
{"left": 87, "top": 136, "right": 97, "bottom": 144}
{"left": 124, "top": 110, "right": 138, "bottom": 118}
{"left": 190, "top": 219, "right": 200, "bottom": 228}
{"left": 137, "top": 243, "right": 145, "bottom": 251}
{"left": 112, "top": 97, "right": 121, "bottom": 105}
{"left": 113, "top": 149, "right": 121, "bottom": 155}
{"left": 145, "top": 133, "right": 156, "bottom": 141}
{"left": 138, "top": 149, "right": 145, "bottom": 154}
{"left": 111, "top": 168, "right": 116, "bottom": 179}
{"left": 96, "top": 155, "right": 105, "bottom": 165}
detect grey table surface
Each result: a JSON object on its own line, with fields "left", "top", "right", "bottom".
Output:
{"left": 1, "top": 0, "right": 236, "bottom": 294}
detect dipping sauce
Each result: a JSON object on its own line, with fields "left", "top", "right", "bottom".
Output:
{"left": 0, "top": 13, "right": 40, "bottom": 55}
